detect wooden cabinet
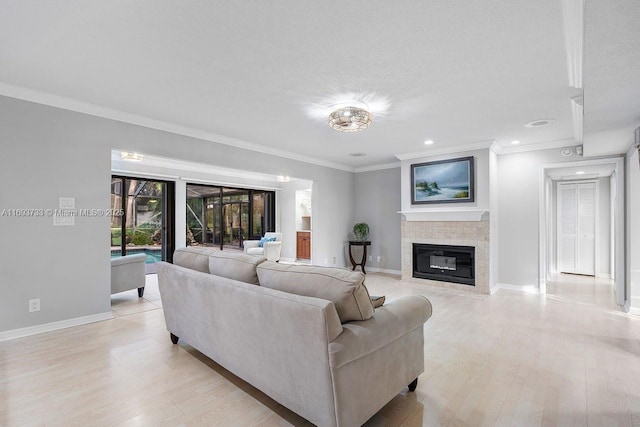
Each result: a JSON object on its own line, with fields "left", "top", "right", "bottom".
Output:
{"left": 296, "top": 231, "right": 311, "bottom": 260}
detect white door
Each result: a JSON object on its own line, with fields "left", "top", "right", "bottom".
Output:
{"left": 557, "top": 181, "right": 597, "bottom": 275}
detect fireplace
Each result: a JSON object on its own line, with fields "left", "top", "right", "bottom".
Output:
{"left": 412, "top": 243, "right": 475, "bottom": 286}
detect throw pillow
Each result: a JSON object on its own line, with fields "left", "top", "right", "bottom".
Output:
{"left": 258, "top": 236, "right": 276, "bottom": 247}
{"left": 370, "top": 295, "right": 385, "bottom": 308}
{"left": 257, "top": 262, "right": 375, "bottom": 323}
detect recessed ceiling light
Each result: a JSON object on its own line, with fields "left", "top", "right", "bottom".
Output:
{"left": 348, "top": 152, "right": 367, "bottom": 157}
{"left": 424, "top": 140, "right": 434, "bottom": 145}
{"left": 511, "top": 140, "right": 521, "bottom": 145}
{"left": 120, "top": 152, "right": 143, "bottom": 161}
{"left": 576, "top": 171, "right": 585, "bottom": 175}
{"left": 524, "top": 118, "right": 556, "bottom": 128}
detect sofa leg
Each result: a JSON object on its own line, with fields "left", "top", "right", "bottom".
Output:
{"left": 170, "top": 333, "right": 179, "bottom": 344}
{"left": 137, "top": 287, "right": 145, "bottom": 297}
{"left": 408, "top": 378, "right": 418, "bottom": 392}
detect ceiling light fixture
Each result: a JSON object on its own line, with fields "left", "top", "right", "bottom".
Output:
{"left": 120, "top": 152, "right": 143, "bottom": 161}
{"left": 277, "top": 175, "right": 290, "bottom": 182}
{"left": 511, "top": 140, "right": 521, "bottom": 145}
{"left": 424, "top": 140, "right": 434, "bottom": 145}
{"left": 576, "top": 171, "right": 585, "bottom": 175}
{"left": 328, "top": 106, "right": 372, "bottom": 132}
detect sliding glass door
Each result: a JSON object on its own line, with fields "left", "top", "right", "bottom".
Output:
{"left": 186, "top": 184, "right": 275, "bottom": 249}
{"left": 111, "top": 176, "right": 175, "bottom": 272}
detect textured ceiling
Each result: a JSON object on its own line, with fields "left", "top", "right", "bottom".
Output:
{"left": 0, "top": 1, "right": 627, "bottom": 169}
{"left": 583, "top": 0, "right": 640, "bottom": 156}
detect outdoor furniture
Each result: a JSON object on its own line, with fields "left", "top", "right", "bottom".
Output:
{"left": 243, "top": 232, "right": 282, "bottom": 262}
{"left": 111, "top": 253, "right": 147, "bottom": 296}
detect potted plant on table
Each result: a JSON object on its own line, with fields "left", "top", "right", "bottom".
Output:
{"left": 353, "top": 222, "right": 370, "bottom": 241}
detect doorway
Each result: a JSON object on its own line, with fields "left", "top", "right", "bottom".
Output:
{"left": 110, "top": 176, "right": 176, "bottom": 273}
{"left": 539, "top": 158, "right": 625, "bottom": 307}
{"left": 186, "top": 184, "right": 276, "bottom": 250}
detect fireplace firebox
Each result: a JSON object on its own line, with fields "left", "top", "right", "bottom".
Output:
{"left": 412, "top": 243, "right": 475, "bottom": 286}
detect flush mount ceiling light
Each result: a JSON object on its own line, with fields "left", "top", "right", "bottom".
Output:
{"left": 120, "top": 152, "right": 143, "bottom": 161}
{"left": 511, "top": 140, "right": 521, "bottom": 145}
{"left": 424, "top": 140, "right": 434, "bottom": 145}
{"left": 524, "top": 118, "right": 556, "bottom": 128}
{"left": 328, "top": 105, "right": 372, "bottom": 132}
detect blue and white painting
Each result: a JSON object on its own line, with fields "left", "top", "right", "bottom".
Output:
{"left": 411, "top": 157, "right": 474, "bottom": 203}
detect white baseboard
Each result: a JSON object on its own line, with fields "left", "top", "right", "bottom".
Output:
{"left": 629, "top": 297, "right": 640, "bottom": 316}
{"left": 495, "top": 283, "right": 540, "bottom": 294}
{"left": 0, "top": 311, "right": 114, "bottom": 342}
{"left": 365, "top": 267, "right": 401, "bottom": 275}
{"left": 597, "top": 273, "right": 612, "bottom": 279}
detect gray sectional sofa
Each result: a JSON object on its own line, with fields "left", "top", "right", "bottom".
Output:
{"left": 157, "top": 247, "right": 432, "bottom": 427}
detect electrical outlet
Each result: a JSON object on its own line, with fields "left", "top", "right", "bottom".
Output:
{"left": 368, "top": 255, "right": 372, "bottom": 261}
{"left": 332, "top": 256, "right": 336, "bottom": 264}
{"left": 377, "top": 256, "right": 382, "bottom": 262}
{"left": 29, "top": 298, "right": 40, "bottom": 312}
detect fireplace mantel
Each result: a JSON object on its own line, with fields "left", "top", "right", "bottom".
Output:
{"left": 398, "top": 209, "right": 489, "bottom": 222}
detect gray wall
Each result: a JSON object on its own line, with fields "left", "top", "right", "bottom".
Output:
{"left": 497, "top": 147, "right": 599, "bottom": 287}
{"left": 353, "top": 168, "right": 401, "bottom": 272}
{"left": 0, "top": 96, "right": 354, "bottom": 332}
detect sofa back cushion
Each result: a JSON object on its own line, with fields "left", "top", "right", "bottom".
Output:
{"left": 173, "top": 247, "right": 214, "bottom": 273}
{"left": 257, "top": 262, "right": 375, "bottom": 323}
{"left": 173, "top": 247, "right": 266, "bottom": 284}
{"left": 208, "top": 250, "right": 266, "bottom": 284}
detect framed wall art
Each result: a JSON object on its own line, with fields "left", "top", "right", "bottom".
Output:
{"left": 411, "top": 156, "right": 475, "bottom": 204}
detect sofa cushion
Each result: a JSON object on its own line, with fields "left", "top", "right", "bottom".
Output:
{"left": 173, "top": 247, "right": 216, "bottom": 273}
{"left": 257, "top": 262, "right": 375, "bottom": 323}
{"left": 208, "top": 250, "right": 266, "bottom": 284}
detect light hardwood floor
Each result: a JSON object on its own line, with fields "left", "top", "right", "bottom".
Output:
{"left": 1, "top": 273, "right": 639, "bottom": 426}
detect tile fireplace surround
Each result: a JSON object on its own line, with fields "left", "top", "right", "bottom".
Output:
{"left": 401, "top": 216, "right": 490, "bottom": 294}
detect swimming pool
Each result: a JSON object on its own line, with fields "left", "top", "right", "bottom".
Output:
{"left": 110, "top": 248, "right": 162, "bottom": 264}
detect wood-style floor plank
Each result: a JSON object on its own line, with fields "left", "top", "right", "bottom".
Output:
{"left": 1, "top": 273, "right": 639, "bottom": 426}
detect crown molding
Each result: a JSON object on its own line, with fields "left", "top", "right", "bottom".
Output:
{"left": 353, "top": 161, "right": 400, "bottom": 173}
{"left": 571, "top": 95, "right": 583, "bottom": 143}
{"left": 394, "top": 140, "right": 496, "bottom": 161}
{"left": 0, "top": 82, "right": 355, "bottom": 173}
{"left": 561, "top": 0, "right": 585, "bottom": 88}
{"left": 498, "top": 138, "right": 579, "bottom": 155}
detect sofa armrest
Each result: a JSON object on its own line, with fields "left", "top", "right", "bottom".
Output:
{"left": 243, "top": 240, "right": 260, "bottom": 251}
{"left": 263, "top": 241, "right": 282, "bottom": 261}
{"left": 328, "top": 295, "right": 432, "bottom": 369}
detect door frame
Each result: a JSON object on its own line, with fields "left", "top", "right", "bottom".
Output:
{"left": 538, "top": 157, "right": 625, "bottom": 306}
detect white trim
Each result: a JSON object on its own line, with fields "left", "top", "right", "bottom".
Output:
{"left": 495, "top": 283, "right": 541, "bottom": 294}
{"left": 180, "top": 177, "right": 280, "bottom": 191}
{"left": 560, "top": 0, "right": 585, "bottom": 89}
{"left": 398, "top": 209, "right": 489, "bottom": 222}
{"left": 0, "top": 82, "right": 354, "bottom": 173}
{"left": 0, "top": 312, "right": 114, "bottom": 342}
{"left": 365, "top": 267, "right": 401, "bottom": 275}
{"left": 597, "top": 273, "right": 612, "bottom": 279}
{"left": 498, "top": 139, "right": 580, "bottom": 155}
{"left": 353, "top": 162, "right": 400, "bottom": 173}
{"left": 571, "top": 96, "right": 583, "bottom": 143}
{"left": 394, "top": 141, "right": 495, "bottom": 161}
{"left": 111, "top": 169, "right": 180, "bottom": 181}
